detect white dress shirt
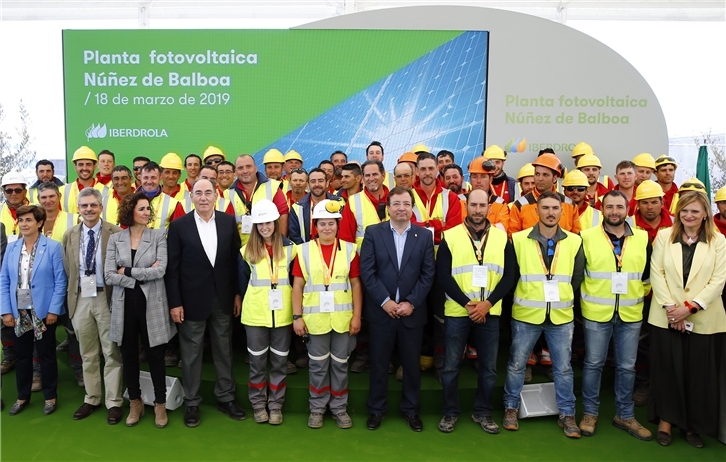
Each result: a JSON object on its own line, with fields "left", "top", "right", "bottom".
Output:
{"left": 79, "top": 220, "right": 104, "bottom": 286}
{"left": 194, "top": 210, "right": 218, "bottom": 267}
{"left": 19, "top": 244, "right": 31, "bottom": 289}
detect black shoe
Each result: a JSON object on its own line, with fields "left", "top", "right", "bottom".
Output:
{"left": 184, "top": 406, "right": 201, "bottom": 428}
{"left": 8, "top": 400, "right": 29, "bottom": 416}
{"left": 404, "top": 414, "right": 424, "bottom": 432}
{"left": 107, "top": 406, "right": 123, "bottom": 425}
{"left": 73, "top": 403, "right": 100, "bottom": 420}
{"left": 217, "top": 401, "right": 246, "bottom": 421}
{"left": 367, "top": 413, "right": 384, "bottom": 430}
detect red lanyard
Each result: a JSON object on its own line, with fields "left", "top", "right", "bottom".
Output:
{"left": 317, "top": 239, "right": 338, "bottom": 290}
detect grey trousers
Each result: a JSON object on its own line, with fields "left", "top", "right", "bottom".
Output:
{"left": 308, "top": 331, "right": 356, "bottom": 415}
{"left": 245, "top": 325, "right": 291, "bottom": 411}
{"left": 179, "top": 298, "right": 236, "bottom": 407}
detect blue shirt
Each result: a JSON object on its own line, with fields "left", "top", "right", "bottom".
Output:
{"left": 381, "top": 222, "right": 411, "bottom": 305}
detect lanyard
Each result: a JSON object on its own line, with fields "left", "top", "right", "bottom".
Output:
{"left": 241, "top": 181, "right": 258, "bottom": 215}
{"left": 492, "top": 182, "right": 508, "bottom": 201}
{"left": 266, "top": 251, "right": 279, "bottom": 289}
{"left": 464, "top": 226, "right": 489, "bottom": 264}
{"left": 17, "top": 238, "right": 39, "bottom": 288}
{"left": 316, "top": 238, "right": 338, "bottom": 290}
{"left": 602, "top": 227, "right": 627, "bottom": 269}
{"left": 535, "top": 238, "right": 560, "bottom": 279}
{"left": 81, "top": 227, "right": 102, "bottom": 275}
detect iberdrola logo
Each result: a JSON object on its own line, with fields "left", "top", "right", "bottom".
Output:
{"left": 505, "top": 138, "right": 527, "bottom": 153}
{"left": 86, "top": 123, "right": 107, "bottom": 141}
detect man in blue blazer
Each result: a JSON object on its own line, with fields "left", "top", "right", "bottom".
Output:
{"left": 359, "top": 186, "right": 435, "bottom": 432}
{"left": 288, "top": 168, "right": 344, "bottom": 244}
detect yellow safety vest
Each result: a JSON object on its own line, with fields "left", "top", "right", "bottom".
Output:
{"left": 383, "top": 171, "right": 395, "bottom": 190}
{"left": 240, "top": 244, "right": 297, "bottom": 328}
{"left": 442, "top": 224, "right": 507, "bottom": 317}
{"left": 298, "top": 239, "right": 356, "bottom": 335}
{"left": 101, "top": 194, "right": 121, "bottom": 226}
{"left": 149, "top": 193, "right": 179, "bottom": 230}
{"left": 46, "top": 211, "right": 78, "bottom": 243}
{"left": 230, "top": 180, "right": 280, "bottom": 245}
{"left": 580, "top": 226, "right": 648, "bottom": 322}
{"left": 0, "top": 203, "right": 20, "bottom": 238}
{"left": 511, "top": 229, "right": 581, "bottom": 325}
{"left": 291, "top": 197, "right": 345, "bottom": 243}
{"left": 28, "top": 188, "right": 39, "bottom": 204}
{"left": 412, "top": 189, "right": 450, "bottom": 226}
{"left": 347, "top": 191, "right": 389, "bottom": 251}
{"left": 579, "top": 206, "right": 602, "bottom": 231}
{"left": 60, "top": 181, "right": 109, "bottom": 214}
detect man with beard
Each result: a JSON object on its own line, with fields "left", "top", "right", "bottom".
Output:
{"left": 336, "top": 163, "right": 362, "bottom": 202}
{"left": 578, "top": 191, "right": 652, "bottom": 441}
{"left": 443, "top": 164, "right": 465, "bottom": 198}
{"left": 28, "top": 160, "right": 64, "bottom": 204}
{"left": 577, "top": 154, "right": 611, "bottom": 206}
{"left": 411, "top": 153, "right": 462, "bottom": 248}
{"left": 289, "top": 168, "right": 344, "bottom": 244}
{"left": 60, "top": 147, "right": 110, "bottom": 214}
{"left": 160, "top": 153, "right": 187, "bottom": 203}
{"left": 138, "top": 162, "right": 186, "bottom": 230}
{"left": 483, "top": 145, "right": 516, "bottom": 204}
{"left": 339, "top": 160, "right": 390, "bottom": 251}
{"left": 286, "top": 168, "right": 308, "bottom": 208}
{"left": 654, "top": 155, "right": 678, "bottom": 212}
{"left": 468, "top": 158, "right": 509, "bottom": 232}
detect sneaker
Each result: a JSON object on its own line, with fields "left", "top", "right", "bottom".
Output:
{"left": 524, "top": 366, "right": 533, "bottom": 383}
{"left": 286, "top": 360, "right": 297, "bottom": 375}
{"left": 395, "top": 365, "right": 403, "bottom": 382}
{"left": 1, "top": 359, "right": 16, "bottom": 375}
{"left": 539, "top": 349, "right": 552, "bottom": 366}
{"left": 612, "top": 416, "right": 653, "bottom": 441}
{"left": 333, "top": 412, "right": 352, "bottom": 429}
{"left": 503, "top": 409, "right": 519, "bottom": 431}
{"left": 294, "top": 356, "right": 309, "bottom": 369}
{"left": 269, "top": 409, "right": 283, "bottom": 425}
{"left": 438, "top": 415, "right": 457, "bottom": 433}
{"left": 527, "top": 352, "right": 538, "bottom": 366}
{"left": 579, "top": 414, "right": 598, "bottom": 436}
{"left": 632, "top": 385, "right": 650, "bottom": 407}
{"left": 465, "top": 345, "right": 478, "bottom": 359}
{"left": 558, "top": 415, "right": 581, "bottom": 438}
{"left": 472, "top": 414, "right": 499, "bottom": 434}
{"left": 32, "top": 375, "right": 42, "bottom": 392}
{"left": 350, "top": 357, "right": 368, "bottom": 373}
{"left": 164, "top": 348, "right": 177, "bottom": 367}
{"left": 56, "top": 338, "right": 70, "bottom": 352}
{"left": 308, "top": 412, "right": 324, "bottom": 429}
{"left": 253, "top": 408, "right": 269, "bottom": 423}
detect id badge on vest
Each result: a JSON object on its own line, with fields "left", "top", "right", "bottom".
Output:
{"left": 268, "top": 289, "right": 283, "bottom": 311}
{"left": 543, "top": 279, "right": 560, "bottom": 302}
{"left": 425, "top": 227, "right": 435, "bottom": 242}
{"left": 611, "top": 273, "right": 628, "bottom": 295}
{"left": 240, "top": 215, "right": 253, "bottom": 234}
{"left": 319, "top": 291, "right": 335, "bottom": 313}
{"left": 17, "top": 288, "right": 32, "bottom": 309}
{"left": 80, "top": 275, "right": 98, "bottom": 298}
{"left": 471, "top": 265, "right": 488, "bottom": 288}
{"left": 7, "top": 234, "right": 18, "bottom": 243}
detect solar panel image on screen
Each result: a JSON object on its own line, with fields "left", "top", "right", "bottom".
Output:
{"left": 254, "top": 31, "right": 488, "bottom": 172}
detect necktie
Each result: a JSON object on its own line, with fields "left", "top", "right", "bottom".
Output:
{"left": 86, "top": 229, "right": 95, "bottom": 276}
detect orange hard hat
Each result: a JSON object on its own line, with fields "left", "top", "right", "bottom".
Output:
{"left": 468, "top": 157, "right": 497, "bottom": 175}
{"left": 398, "top": 152, "right": 418, "bottom": 164}
{"left": 532, "top": 153, "right": 563, "bottom": 177}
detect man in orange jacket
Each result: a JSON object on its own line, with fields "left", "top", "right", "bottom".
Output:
{"left": 466, "top": 157, "right": 510, "bottom": 233}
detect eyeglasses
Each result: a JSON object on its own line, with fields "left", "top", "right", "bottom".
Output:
{"left": 206, "top": 158, "right": 223, "bottom": 165}
{"left": 3, "top": 187, "right": 24, "bottom": 195}
{"left": 564, "top": 186, "right": 587, "bottom": 192}
{"left": 681, "top": 182, "right": 706, "bottom": 191}
{"left": 394, "top": 173, "right": 412, "bottom": 179}
{"left": 547, "top": 238, "right": 555, "bottom": 257}
{"left": 655, "top": 156, "right": 676, "bottom": 166}
{"left": 133, "top": 166, "right": 143, "bottom": 171}
{"left": 290, "top": 168, "right": 307, "bottom": 175}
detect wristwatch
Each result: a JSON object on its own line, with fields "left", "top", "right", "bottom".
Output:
{"left": 293, "top": 314, "right": 303, "bottom": 320}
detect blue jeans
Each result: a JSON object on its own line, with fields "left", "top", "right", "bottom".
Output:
{"left": 582, "top": 317, "right": 641, "bottom": 419}
{"left": 503, "top": 320, "right": 575, "bottom": 416}
{"left": 441, "top": 315, "right": 499, "bottom": 417}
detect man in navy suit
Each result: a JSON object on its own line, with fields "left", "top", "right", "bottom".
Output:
{"left": 359, "top": 186, "right": 435, "bottom": 431}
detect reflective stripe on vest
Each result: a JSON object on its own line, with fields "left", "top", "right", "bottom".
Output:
{"left": 49, "top": 211, "right": 77, "bottom": 243}
{"left": 241, "top": 244, "right": 296, "bottom": 328}
{"left": 293, "top": 203, "right": 307, "bottom": 242}
{"left": 412, "top": 189, "right": 450, "bottom": 226}
{"left": 348, "top": 191, "right": 386, "bottom": 250}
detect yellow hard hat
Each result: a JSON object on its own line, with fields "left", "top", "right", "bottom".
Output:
{"left": 411, "top": 143, "right": 429, "bottom": 153}
{"left": 72, "top": 146, "right": 98, "bottom": 163}
{"left": 203, "top": 145, "right": 225, "bottom": 162}
{"left": 517, "top": 163, "right": 534, "bottom": 180}
{"left": 284, "top": 150, "right": 303, "bottom": 163}
{"left": 262, "top": 148, "right": 285, "bottom": 164}
{"left": 715, "top": 186, "right": 726, "bottom": 203}
{"left": 483, "top": 144, "right": 507, "bottom": 161}
{"left": 419, "top": 355, "right": 434, "bottom": 371}
{"left": 654, "top": 155, "right": 677, "bottom": 170}
{"left": 571, "top": 142, "right": 594, "bottom": 158}
{"left": 562, "top": 170, "right": 589, "bottom": 188}
{"left": 634, "top": 180, "right": 665, "bottom": 201}
{"left": 576, "top": 153, "right": 602, "bottom": 169}
{"left": 632, "top": 153, "right": 656, "bottom": 169}
{"left": 680, "top": 177, "right": 706, "bottom": 193}
{"left": 160, "top": 152, "right": 183, "bottom": 171}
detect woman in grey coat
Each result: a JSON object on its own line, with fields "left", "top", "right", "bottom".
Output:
{"left": 105, "top": 191, "right": 176, "bottom": 428}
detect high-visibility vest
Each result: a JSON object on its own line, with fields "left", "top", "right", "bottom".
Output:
{"left": 101, "top": 194, "right": 121, "bottom": 226}
{"left": 28, "top": 188, "right": 39, "bottom": 204}
{"left": 383, "top": 171, "right": 395, "bottom": 190}
{"left": 579, "top": 206, "right": 602, "bottom": 231}
{"left": 347, "top": 191, "right": 388, "bottom": 250}
{"left": 511, "top": 229, "right": 581, "bottom": 325}
{"left": 0, "top": 203, "right": 20, "bottom": 238}
{"left": 580, "top": 226, "right": 648, "bottom": 322}
{"left": 230, "top": 180, "right": 280, "bottom": 245}
{"left": 412, "top": 189, "right": 450, "bottom": 225}
{"left": 240, "top": 243, "right": 297, "bottom": 328}
{"left": 442, "top": 224, "right": 507, "bottom": 317}
{"left": 181, "top": 189, "right": 231, "bottom": 214}
{"left": 149, "top": 193, "right": 179, "bottom": 230}
{"left": 46, "top": 211, "right": 78, "bottom": 243}
{"left": 60, "top": 180, "right": 109, "bottom": 214}
{"left": 298, "top": 239, "right": 356, "bottom": 335}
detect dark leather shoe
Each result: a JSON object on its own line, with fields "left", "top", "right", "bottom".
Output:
{"left": 73, "top": 403, "right": 100, "bottom": 420}
{"left": 9, "top": 400, "right": 29, "bottom": 416}
{"left": 404, "top": 414, "right": 424, "bottom": 432}
{"left": 107, "top": 406, "right": 122, "bottom": 425}
{"left": 367, "top": 413, "right": 384, "bottom": 430}
{"left": 185, "top": 406, "right": 201, "bottom": 428}
{"left": 217, "top": 401, "right": 246, "bottom": 421}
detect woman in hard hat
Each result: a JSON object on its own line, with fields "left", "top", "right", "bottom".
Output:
{"left": 291, "top": 199, "right": 362, "bottom": 429}
{"left": 238, "top": 199, "right": 296, "bottom": 426}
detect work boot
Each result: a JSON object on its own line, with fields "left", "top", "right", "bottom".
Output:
{"left": 612, "top": 416, "right": 653, "bottom": 441}
{"left": 32, "top": 375, "right": 42, "bottom": 392}
{"left": 632, "top": 385, "right": 650, "bottom": 407}
{"left": 1, "top": 359, "right": 16, "bottom": 375}
{"left": 308, "top": 412, "right": 324, "bottom": 429}
{"left": 126, "top": 399, "right": 145, "bottom": 426}
{"left": 154, "top": 403, "right": 168, "bottom": 428}
{"left": 349, "top": 357, "right": 368, "bottom": 373}
{"left": 286, "top": 360, "right": 297, "bottom": 375}
{"left": 579, "top": 414, "right": 598, "bottom": 436}
{"left": 558, "top": 415, "right": 581, "bottom": 438}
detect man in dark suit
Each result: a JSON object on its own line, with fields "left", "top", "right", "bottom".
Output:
{"left": 359, "top": 186, "right": 435, "bottom": 432}
{"left": 166, "top": 179, "right": 244, "bottom": 427}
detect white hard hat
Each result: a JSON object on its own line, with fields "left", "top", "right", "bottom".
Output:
{"left": 250, "top": 199, "right": 280, "bottom": 224}
{"left": 312, "top": 199, "right": 342, "bottom": 220}
{"left": 2, "top": 171, "right": 27, "bottom": 187}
